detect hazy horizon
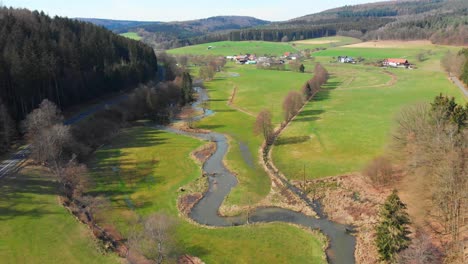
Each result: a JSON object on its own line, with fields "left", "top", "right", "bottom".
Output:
{"left": 2, "top": 0, "right": 384, "bottom": 22}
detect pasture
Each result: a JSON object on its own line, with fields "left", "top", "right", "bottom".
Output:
{"left": 0, "top": 168, "right": 119, "bottom": 264}
{"left": 89, "top": 126, "right": 326, "bottom": 263}
{"left": 169, "top": 36, "right": 360, "bottom": 56}
{"left": 272, "top": 44, "right": 466, "bottom": 179}
{"left": 120, "top": 32, "right": 142, "bottom": 40}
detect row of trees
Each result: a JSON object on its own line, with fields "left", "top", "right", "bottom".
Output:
{"left": 442, "top": 48, "right": 468, "bottom": 85}
{"left": 392, "top": 95, "right": 467, "bottom": 261}
{"left": 22, "top": 66, "right": 193, "bottom": 259}
{"left": 254, "top": 64, "right": 329, "bottom": 143}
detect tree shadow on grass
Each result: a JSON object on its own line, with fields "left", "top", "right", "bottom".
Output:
{"left": 184, "top": 244, "right": 211, "bottom": 259}
{"left": 294, "top": 109, "right": 325, "bottom": 123}
{"left": 197, "top": 124, "right": 225, "bottom": 130}
{"left": 0, "top": 174, "right": 61, "bottom": 221}
{"left": 274, "top": 136, "right": 310, "bottom": 146}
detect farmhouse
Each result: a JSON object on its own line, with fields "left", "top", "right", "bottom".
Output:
{"left": 338, "top": 56, "right": 355, "bottom": 63}
{"left": 383, "top": 58, "right": 410, "bottom": 68}
{"left": 235, "top": 55, "right": 248, "bottom": 64}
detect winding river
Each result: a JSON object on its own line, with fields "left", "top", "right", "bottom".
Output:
{"left": 160, "top": 87, "right": 356, "bottom": 264}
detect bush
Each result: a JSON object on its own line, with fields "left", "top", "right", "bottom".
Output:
{"left": 363, "top": 156, "right": 394, "bottom": 185}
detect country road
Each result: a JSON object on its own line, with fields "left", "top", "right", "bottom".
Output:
{"left": 0, "top": 95, "right": 127, "bottom": 179}
{"left": 450, "top": 74, "right": 468, "bottom": 98}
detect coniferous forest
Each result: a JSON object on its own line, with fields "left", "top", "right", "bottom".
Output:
{"left": 0, "top": 7, "right": 158, "bottom": 123}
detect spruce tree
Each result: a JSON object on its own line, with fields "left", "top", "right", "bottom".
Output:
{"left": 376, "top": 190, "right": 411, "bottom": 263}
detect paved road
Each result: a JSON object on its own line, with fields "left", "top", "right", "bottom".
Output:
{"left": 450, "top": 75, "right": 468, "bottom": 98}
{"left": 0, "top": 95, "right": 128, "bottom": 179}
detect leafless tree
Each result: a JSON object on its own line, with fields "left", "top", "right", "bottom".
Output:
{"left": 283, "top": 91, "right": 303, "bottom": 122}
{"left": 254, "top": 109, "right": 273, "bottom": 144}
{"left": 31, "top": 123, "right": 72, "bottom": 174}
{"left": 392, "top": 102, "right": 467, "bottom": 259}
{"left": 363, "top": 156, "right": 394, "bottom": 186}
{"left": 441, "top": 51, "right": 465, "bottom": 77}
{"left": 128, "top": 213, "right": 179, "bottom": 264}
{"left": 22, "top": 99, "right": 63, "bottom": 136}
{"left": 60, "top": 159, "right": 90, "bottom": 199}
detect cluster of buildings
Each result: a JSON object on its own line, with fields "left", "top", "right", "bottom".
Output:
{"left": 337, "top": 55, "right": 411, "bottom": 68}
{"left": 226, "top": 52, "right": 301, "bottom": 66}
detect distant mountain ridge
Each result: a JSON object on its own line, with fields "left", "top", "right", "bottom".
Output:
{"left": 76, "top": 18, "right": 160, "bottom": 31}
{"left": 81, "top": 0, "right": 468, "bottom": 48}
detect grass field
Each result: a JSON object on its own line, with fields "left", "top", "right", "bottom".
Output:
{"left": 272, "top": 44, "right": 466, "bottom": 179}
{"left": 89, "top": 126, "right": 326, "bottom": 263}
{"left": 120, "top": 32, "right": 142, "bottom": 40}
{"left": 190, "top": 63, "right": 312, "bottom": 206}
{"left": 169, "top": 36, "right": 360, "bottom": 56}
{"left": 0, "top": 168, "right": 119, "bottom": 264}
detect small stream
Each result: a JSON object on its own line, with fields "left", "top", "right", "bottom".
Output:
{"left": 159, "top": 87, "right": 356, "bottom": 264}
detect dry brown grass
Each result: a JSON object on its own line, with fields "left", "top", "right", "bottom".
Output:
{"left": 344, "top": 40, "right": 433, "bottom": 49}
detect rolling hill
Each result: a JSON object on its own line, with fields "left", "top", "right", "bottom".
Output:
{"left": 82, "top": 0, "right": 468, "bottom": 49}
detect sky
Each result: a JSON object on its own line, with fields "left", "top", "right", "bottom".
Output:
{"left": 2, "top": 0, "right": 383, "bottom": 22}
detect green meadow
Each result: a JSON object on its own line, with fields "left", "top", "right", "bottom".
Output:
{"left": 120, "top": 32, "right": 142, "bottom": 40}
{"left": 272, "top": 45, "right": 466, "bottom": 179}
{"left": 169, "top": 36, "right": 360, "bottom": 56}
{"left": 90, "top": 126, "right": 326, "bottom": 263}
{"left": 0, "top": 169, "right": 119, "bottom": 264}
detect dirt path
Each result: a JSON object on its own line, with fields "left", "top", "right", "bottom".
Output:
{"left": 227, "top": 85, "right": 256, "bottom": 117}
{"left": 449, "top": 75, "right": 468, "bottom": 98}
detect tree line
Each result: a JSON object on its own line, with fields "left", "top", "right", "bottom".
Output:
{"left": 254, "top": 63, "right": 329, "bottom": 143}
{"left": 0, "top": 7, "right": 159, "bottom": 153}
{"left": 365, "top": 94, "right": 467, "bottom": 262}
{"left": 442, "top": 48, "right": 468, "bottom": 85}
{"left": 21, "top": 59, "right": 194, "bottom": 260}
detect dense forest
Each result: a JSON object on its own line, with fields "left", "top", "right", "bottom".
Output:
{"left": 0, "top": 7, "right": 158, "bottom": 124}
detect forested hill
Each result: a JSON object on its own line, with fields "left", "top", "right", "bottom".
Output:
{"left": 108, "top": 0, "right": 467, "bottom": 49}
{"left": 105, "top": 16, "right": 270, "bottom": 50}
{"left": 216, "top": 0, "right": 467, "bottom": 45}
{"left": 76, "top": 18, "right": 159, "bottom": 31}
{"left": 0, "top": 7, "right": 158, "bottom": 122}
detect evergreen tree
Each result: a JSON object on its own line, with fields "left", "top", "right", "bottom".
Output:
{"left": 376, "top": 190, "right": 411, "bottom": 263}
{"left": 299, "top": 64, "right": 305, "bottom": 73}
{"left": 180, "top": 72, "right": 193, "bottom": 105}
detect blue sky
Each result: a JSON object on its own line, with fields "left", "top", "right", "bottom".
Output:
{"left": 2, "top": 0, "right": 382, "bottom": 21}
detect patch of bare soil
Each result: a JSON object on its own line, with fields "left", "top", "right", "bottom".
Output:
{"left": 178, "top": 255, "right": 205, "bottom": 264}
{"left": 344, "top": 40, "right": 433, "bottom": 48}
{"left": 294, "top": 39, "right": 340, "bottom": 44}
{"left": 301, "top": 173, "right": 393, "bottom": 264}
{"left": 192, "top": 143, "right": 216, "bottom": 164}
{"left": 178, "top": 193, "right": 203, "bottom": 216}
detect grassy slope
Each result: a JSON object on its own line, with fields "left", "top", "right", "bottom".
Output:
{"left": 0, "top": 168, "right": 118, "bottom": 264}
{"left": 120, "top": 32, "right": 142, "bottom": 40}
{"left": 169, "top": 36, "right": 360, "bottom": 56}
{"left": 193, "top": 63, "right": 310, "bottom": 206}
{"left": 272, "top": 44, "right": 466, "bottom": 179}
{"left": 90, "top": 127, "right": 326, "bottom": 263}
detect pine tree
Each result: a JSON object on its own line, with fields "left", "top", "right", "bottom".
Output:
{"left": 376, "top": 190, "right": 411, "bottom": 263}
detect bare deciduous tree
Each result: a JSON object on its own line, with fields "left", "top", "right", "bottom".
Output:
{"left": 254, "top": 109, "right": 273, "bottom": 143}
{"left": 392, "top": 98, "right": 467, "bottom": 259}
{"left": 128, "top": 213, "right": 179, "bottom": 264}
{"left": 363, "top": 156, "right": 394, "bottom": 186}
{"left": 283, "top": 91, "right": 303, "bottom": 122}
{"left": 22, "top": 99, "right": 63, "bottom": 136}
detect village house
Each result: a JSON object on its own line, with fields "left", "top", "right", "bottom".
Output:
{"left": 235, "top": 55, "right": 248, "bottom": 64}
{"left": 383, "top": 58, "right": 410, "bottom": 68}
{"left": 338, "top": 56, "right": 355, "bottom": 64}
